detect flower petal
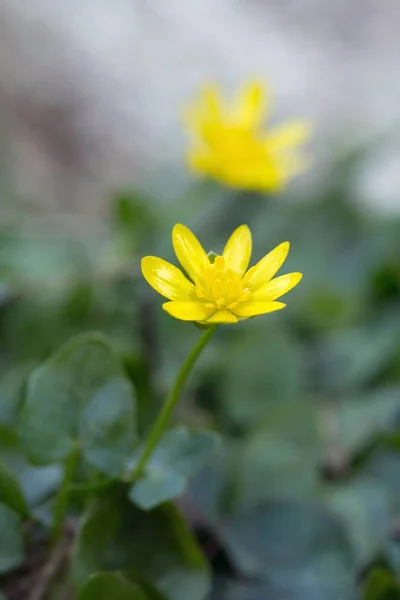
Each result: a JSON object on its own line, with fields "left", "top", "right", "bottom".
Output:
{"left": 233, "top": 81, "right": 269, "bottom": 128}
{"left": 252, "top": 272, "right": 303, "bottom": 301}
{"left": 173, "top": 224, "right": 210, "bottom": 282}
{"left": 184, "top": 85, "right": 223, "bottom": 132}
{"left": 243, "top": 242, "right": 290, "bottom": 291}
{"left": 202, "top": 85, "right": 224, "bottom": 120}
{"left": 162, "top": 301, "right": 213, "bottom": 322}
{"left": 233, "top": 301, "right": 286, "bottom": 318}
{"left": 141, "top": 256, "right": 195, "bottom": 301}
{"left": 222, "top": 225, "right": 252, "bottom": 276}
{"left": 266, "top": 121, "right": 311, "bottom": 152}
{"left": 206, "top": 310, "right": 238, "bottom": 324}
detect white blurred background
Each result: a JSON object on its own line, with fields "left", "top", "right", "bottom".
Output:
{"left": 0, "top": 0, "right": 400, "bottom": 215}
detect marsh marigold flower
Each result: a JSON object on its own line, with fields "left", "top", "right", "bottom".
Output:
{"left": 185, "top": 81, "right": 310, "bottom": 192}
{"left": 141, "top": 224, "right": 302, "bottom": 324}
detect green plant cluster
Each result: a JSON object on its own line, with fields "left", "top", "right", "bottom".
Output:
{"left": 1, "top": 152, "right": 400, "bottom": 599}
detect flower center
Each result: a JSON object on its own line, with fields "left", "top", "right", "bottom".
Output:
{"left": 194, "top": 255, "right": 251, "bottom": 310}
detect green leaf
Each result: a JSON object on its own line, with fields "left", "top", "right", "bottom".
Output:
{"left": 79, "top": 572, "right": 147, "bottom": 600}
{"left": 129, "top": 426, "right": 220, "bottom": 510}
{"left": 129, "top": 470, "right": 185, "bottom": 512}
{"left": 20, "top": 333, "right": 137, "bottom": 470}
{"left": 318, "top": 318, "right": 400, "bottom": 393}
{"left": 217, "top": 500, "right": 356, "bottom": 595}
{"left": 72, "top": 492, "right": 210, "bottom": 600}
{"left": 336, "top": 386, "right": 400, "bottom": 454}
{"left": 218, "top": 324, "right": 305, "bottom": 429}
{"left": 362, "top": 450, "right": 400, "bottom": 514}
{"left": 80, "top": 378, "right": 137, "bottom": 475}
{"left": 0, "top": 462, "right": 30, "bottom": 517}
{"left": 362, "top": 568, "right": 400, "bottom": 600}
{"left": 0, "top": 502, "right": 24, "bottom": 574}
{"left": 236, "top": 400, "right": 321, "bottom": 509}
{"left": 186, "top": 443, "right": 230, "bottom": 520}
{"left": 132, "top": 578, "right": 168, "bottom": 600}
{"left": 0, "top": 427, "right": 61, "bottom": 511}
{"left": 0, "top": 363, "right": 33, "bottom": 429}
{"left": 323, "top": 478, "right": 390, "bottom": 567}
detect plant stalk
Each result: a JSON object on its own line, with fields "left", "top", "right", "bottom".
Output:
{"left": 51, "top": 445, "right": 79, "bottom": 546}
{"left": 132, "top": 325, "right": 217, "bottom": 481}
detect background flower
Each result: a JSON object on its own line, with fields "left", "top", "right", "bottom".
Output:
{"left": 185, "top": 81, "right": 311, "bottom": 192}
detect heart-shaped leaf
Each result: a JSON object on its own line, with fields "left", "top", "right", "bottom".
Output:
{"left": 80, "top": 378, "right": 138, "bottom": 475}
{"left": 20, "top": 333, "right": 137, "bottom": 474}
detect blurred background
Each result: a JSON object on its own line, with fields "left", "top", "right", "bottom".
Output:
{"left": 1, "top": 0, "right": 400, "bottom": 214}
{"left": 1, "top": 2, "right": 400, "bottom": 600}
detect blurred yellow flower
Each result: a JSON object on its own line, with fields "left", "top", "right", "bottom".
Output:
{"left": 185, "top": 81, "right": 311, "bottom": 192}
{"left": 141, "top": 224, "right": 302, "bottom": 324}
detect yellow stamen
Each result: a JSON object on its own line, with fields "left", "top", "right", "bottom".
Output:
{"left": 195, "top": 254, "right": 252, "bottom": 313}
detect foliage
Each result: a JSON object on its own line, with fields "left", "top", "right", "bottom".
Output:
{"left": 1, "top": 153, "right": 400, "bottom": 600}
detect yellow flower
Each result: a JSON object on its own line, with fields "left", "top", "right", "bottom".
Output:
{"left": 185, "top": 81, "right": 311, "bottom": 192}
{"left": 141, "top": 224, "right": 302, "bottom": 324}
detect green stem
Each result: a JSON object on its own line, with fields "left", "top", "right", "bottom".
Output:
{"left": 132, "top": 325, "right": 217, "bottom": 481}
{"left": 51, "top": 446, "right": 79, "bottom": 546}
